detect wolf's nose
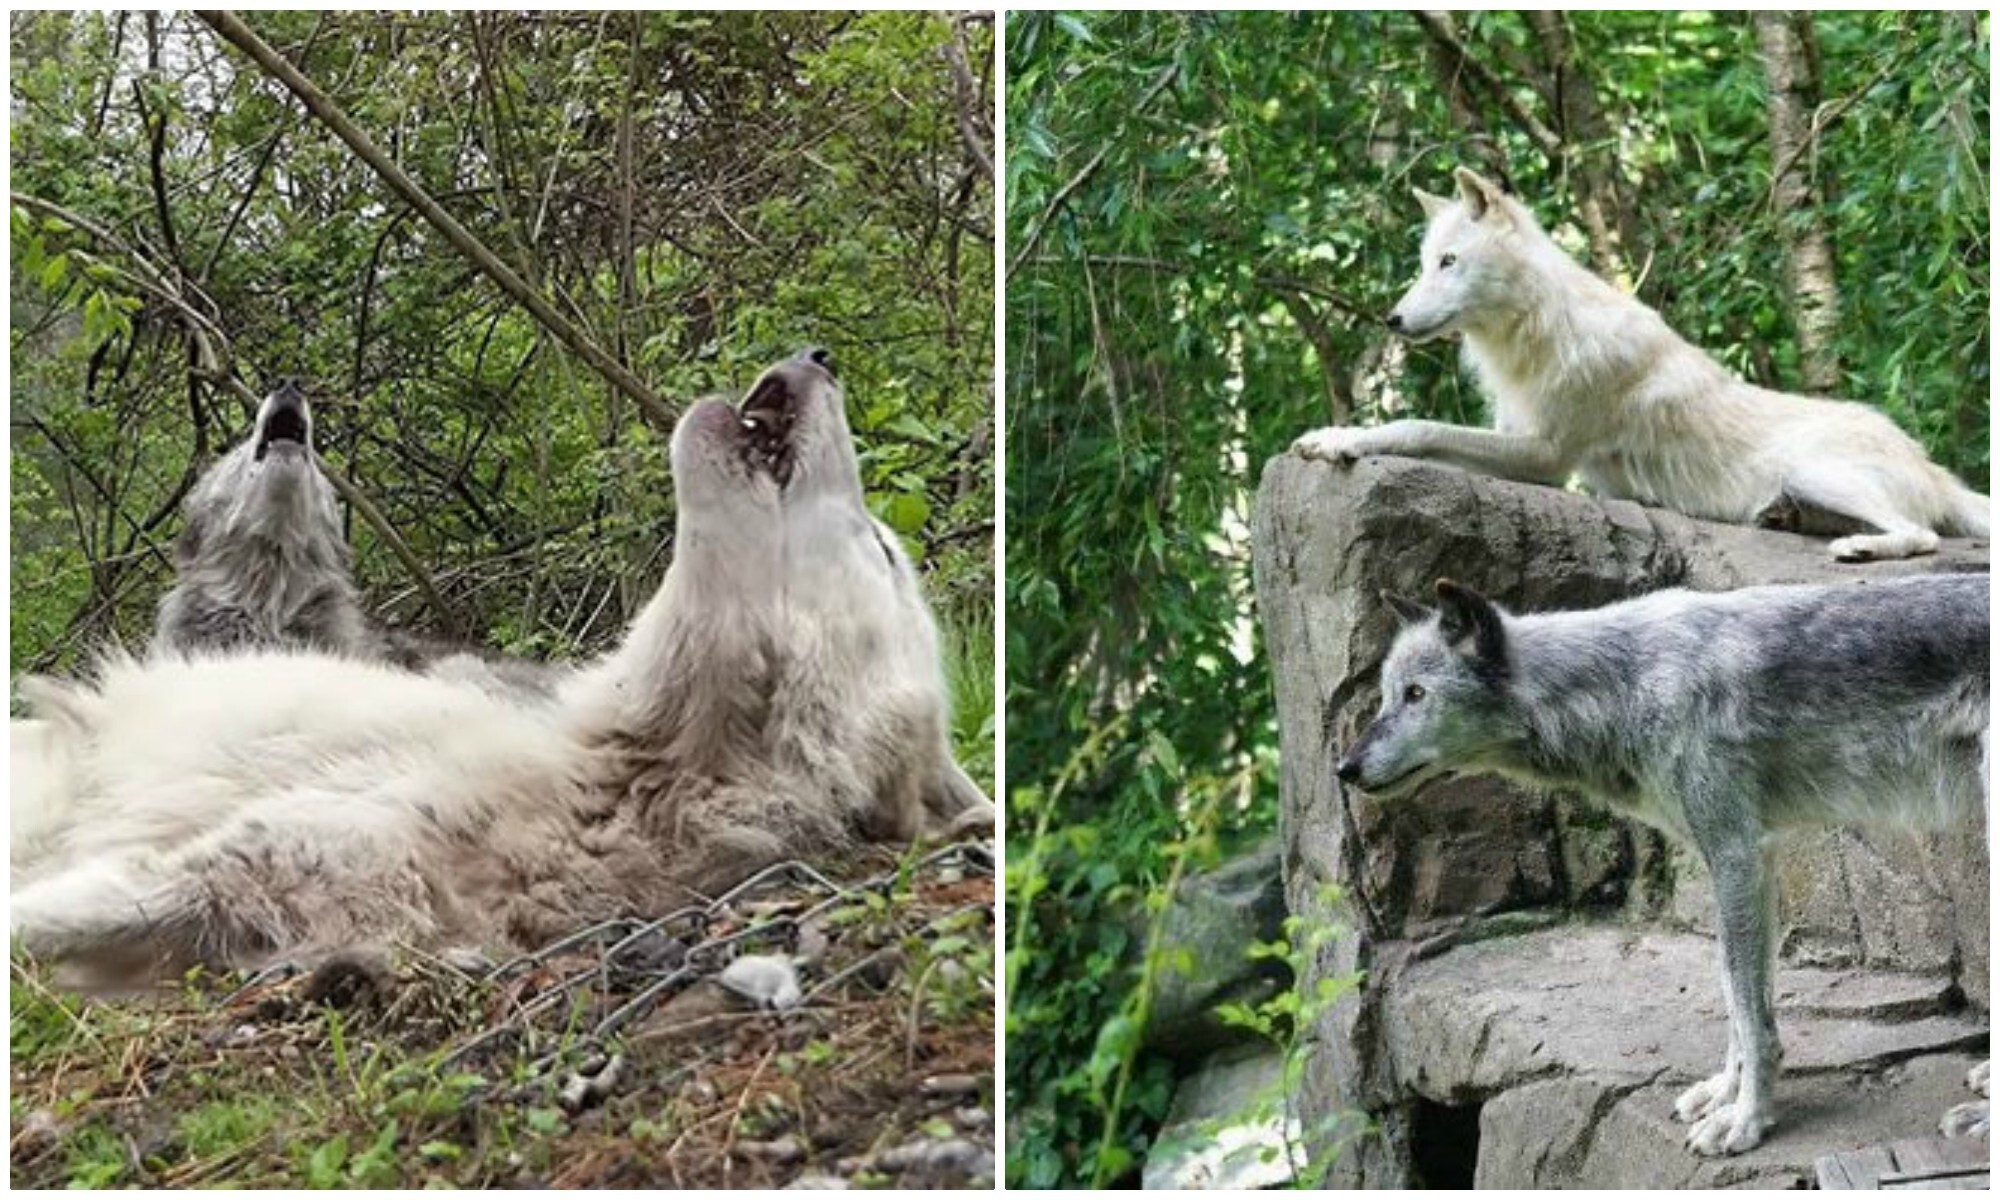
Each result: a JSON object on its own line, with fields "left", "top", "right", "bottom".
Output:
{"left": 1335, "top": 757, "right": 1361, "bottom": 784}
{"left": 1384, "top": 312, "right": 1404, "bottom": 332}
{"left": 799, "top": 346, "right": 835, "bottom": 377}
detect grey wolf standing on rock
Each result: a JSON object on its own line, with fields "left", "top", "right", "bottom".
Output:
{"left": 11, "top": 349, "right": 991, "bottom": 989}
{"left": 1291, "top": 166, "right": 1989, "bottom": 562}
{"left": 152, "top": 381, "right": 370, "bottom": 656}
{"left": 1335, "top": 574, "right": 1989, "bottom": 1155}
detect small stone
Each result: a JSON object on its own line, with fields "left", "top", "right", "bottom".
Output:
{"left": 954, "top": 1106, "right": 993, "bottom": 1131}
{"left": 13, "top": 1109, "right": 62, "bottom": 1158}
{"left": 739, "top": 1134, "right": 804, "bottom": 1165}
{"left": 785, "top": 1173, "right": 849, "bottom": 1190}
{"left": 556, "top": 1053, "right": 624, "bottom": 1113}
{"left": 876, "top": 1136, "right": 991, "bottom": 1177}
{"left": 919, "top": 1073, "right": 981, "bottom": 1098}
{"left": 720, "top": 955, "right": 804, "bottom": 1010}
{"left": 795, "top": 920, "right": 833, "bottom": 966}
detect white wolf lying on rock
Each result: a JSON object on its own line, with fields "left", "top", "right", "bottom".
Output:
{"left": 12, "top": 349, "right": 992, "bottom": 989}
{"left": 1293, "top": 166, "right": 1989, "bottom": 562}
{"left": 1337, "top": 575, "right": 1989, "bottom": 1155}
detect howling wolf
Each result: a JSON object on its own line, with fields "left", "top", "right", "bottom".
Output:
{"left": 150, "top": 381, "right": 556, "bottom": 697}
{"left": 12, "top": 349, "right": 991, "bottom": 988}
{"left": 1338, "top": 575, "right": 1990, "bottom": 1154}
{"left": 152, "top": 381, "right": 369, "bottom": 656}
{"left": 1292, "top": 167, "right": 1990, "bottom": 562}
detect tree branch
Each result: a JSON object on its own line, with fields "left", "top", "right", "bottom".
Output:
{"left": 195, "top": 9, "right": 679, "bottom": 431}
{"left": 1414, "top": 12, "right": 1562, "bottom": 159}
{"left": 1007, "top": 59, "right": 1180, "bottom": 280}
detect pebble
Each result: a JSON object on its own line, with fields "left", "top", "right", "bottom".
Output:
{"left": 720, "top": 955, "right": 804, "bottom": 1011}
{"left": 877, "top": 1136, "right": 992, "bottom": 1177}
{"left": 738, "top": 1134, "right": 804, "bottom": 1165}
{"left": 919, "top": 1073, "right": 981, "bottom": 1097}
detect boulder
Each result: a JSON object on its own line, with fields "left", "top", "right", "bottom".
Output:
{"left": 1251, "top": 453, "right": 1990, "bottom": 1187}
{"left": 1141, "top": 1044, "right": 1300, "bottom": 1190}
{"left": 1139, "top": 839, "right": 1290, "bottom": 1061}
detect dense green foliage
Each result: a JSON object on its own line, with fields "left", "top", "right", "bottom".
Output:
{"left": 1004, "top": 10, "right": 1987, "bottom": 1186}
{"left": 10, "top": 11, "right": 995, "bottom": 771}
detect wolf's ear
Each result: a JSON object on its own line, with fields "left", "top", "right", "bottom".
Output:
{"left": 1380, "top": 590, "right": 1433, "bottom": 627}
{"left": 1452, "top": 166, "right": 1508, "bottom": 223}
{"left": 1433, "top": 578, "right": 1505, "bottom": 666}
{"left": 1413, "top": 188, "right": 1450, "bottom": 221}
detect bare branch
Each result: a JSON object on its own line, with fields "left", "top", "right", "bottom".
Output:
{"left": 195, "top": 9, "right": 680, "bottom": 431}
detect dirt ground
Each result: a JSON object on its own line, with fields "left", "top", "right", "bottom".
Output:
{"left": 10, "top": 841, "right": 996, "bottom": 1188}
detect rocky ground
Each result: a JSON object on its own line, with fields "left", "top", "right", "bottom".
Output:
{"left": 10, "top": 842, "right": 995, "bottom": 1189}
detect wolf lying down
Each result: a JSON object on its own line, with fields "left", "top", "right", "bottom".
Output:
{"left": 1295, "top": 166, "right": 1990, "bottom": 562}
{"left": 150, "top": 379, "right": 553, "bottom": 696}
{"left": 1338, "top": 574, "right": 1989, "bottom": 1156}
{"left": 11, "top": 350, "right": 993, "bottom": 989}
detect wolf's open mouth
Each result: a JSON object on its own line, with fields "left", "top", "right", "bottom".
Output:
{"left": 737, "top": 376, "right": 796, "bottom": 487}
{"left": 255, "top": 404, "right": 310, "bottom": 462}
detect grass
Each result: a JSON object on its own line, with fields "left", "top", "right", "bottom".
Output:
{"left": 10, "top": 845, "right": 995, "bottom": 1189}
{"left": 944, "top": 607, "right": 997, "bottom": 793}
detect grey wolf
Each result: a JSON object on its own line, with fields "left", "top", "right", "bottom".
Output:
{"left": 11, "top": 349, "right": 991, "bottom": 988}
{"left": 1336, "top": 575, "right": 1989, "bottom": 1154}
{"left": 151, "top": 381, "right": 370, "bottom": 656}
{"left": 151, "top": 381, "right": 559, "bottom": 698}
{"left": 1292, "top": 167, "right": 1989, "bottom": 562}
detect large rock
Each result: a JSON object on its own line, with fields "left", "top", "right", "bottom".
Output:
{"left": 1141, "top": 1045, "right": 1300, "bottom": 1190}
{"left": 1139, "top": 840, "right": 1290, "bottom": 1061}
{"left": 1250, "top": 453, "right": 1990, "bottom": 1188}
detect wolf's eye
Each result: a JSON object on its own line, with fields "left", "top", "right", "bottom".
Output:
{"left": 1438, "top": 254, "right": 1457, "bottom": 270}
{"left": 1403, "top": 683, "right": 1426, "bottom": 703}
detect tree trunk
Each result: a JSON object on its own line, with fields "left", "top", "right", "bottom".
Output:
{"left": 1522, "top": 11, "right": 1643, "bottom": 286}
{"left": 1754, "top": 11, "right": 1844, "bottom": 395}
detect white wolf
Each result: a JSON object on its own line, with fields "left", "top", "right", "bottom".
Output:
{"left": 11, "top": 349, "right": 991, "bottom": 988}
{"left": 1293, "top": 167, "right": 1990, "bottom": 562}
{"left": 1339, "top": 575, "right": 1989, "bottom": 1155}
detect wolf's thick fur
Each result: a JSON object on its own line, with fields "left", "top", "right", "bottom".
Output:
{"left": 149, "top": 382, "right": 559, "bottom": 700}
{"left": 12, "top": 351, "right": 991, "bottom": 987}
{"left": 1293, "top": 167, "right": 1990, "bottom": 562}
{"left": 153, "top": 382, "right": 370, "bottom": 656}
{"left": 1337, "top": 575, "right": 1990, "bottom": 1155}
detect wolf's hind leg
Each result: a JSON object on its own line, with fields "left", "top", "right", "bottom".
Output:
{"left": 1780, "top": 468, "right": 1940, "bottom": 562}
{"left": 10, "top": 855, "right": 260, "bottom": 987}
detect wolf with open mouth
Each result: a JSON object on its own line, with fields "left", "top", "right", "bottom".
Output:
{"left": 11, "top": 349, "right": 991, "bottom": 987}
{"left": 151, "top": 380, "right": 370, "bottom": 658}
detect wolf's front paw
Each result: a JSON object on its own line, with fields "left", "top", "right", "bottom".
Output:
{"left": 1674, "top": 1070, "right": 1738, "bottom": 1123}
{"left": 1685, "top": 1102, "right": 1771, "bottom": 1156}
{"left": 1828, "top": 535, "right": 1879, "bottom": 563}
{"left": 1291, "top": 427, "right": 1373, "bottom": 463}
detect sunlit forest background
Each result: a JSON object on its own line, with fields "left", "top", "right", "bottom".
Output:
{"left": 1003, "top": 10, "right": 1987, "bottom": 1187}
{"left": 11, "top": 11, "right": 995, "bottom": 797}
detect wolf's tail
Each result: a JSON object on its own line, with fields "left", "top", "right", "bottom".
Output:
{"left": 1942, "top": 476, "right": 1992, "bottom": 538}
